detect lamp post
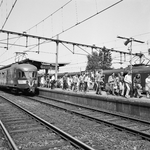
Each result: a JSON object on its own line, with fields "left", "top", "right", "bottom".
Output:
{"left": 55, "top": 35, "right": 59, "bottom": 82}
{"left": 117, "top": 36, "right": 144, "bottom": 96}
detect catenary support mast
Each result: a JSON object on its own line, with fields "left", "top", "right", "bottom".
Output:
{"left": 0, "top": 30, "right": 142, "bottom": 57}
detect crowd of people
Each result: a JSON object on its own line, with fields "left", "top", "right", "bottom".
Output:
{"left": 39, "top": 70, "right": 150, "bottom": 99}
{"left": 106, "top": 71, "right": 150, "bottom": 98}
{"left": 40, "top": 72, "right": 94, "bottom": 93}
{"left": 60, "top": 72, "right": 93, "bottom": 93}
{"left": 40, "top": 74, "right": 56, "bottom": 89}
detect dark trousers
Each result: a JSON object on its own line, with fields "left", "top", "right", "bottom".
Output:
{"left": 84, "top": 82, "right": 88, "bottom": 92}
{"left": 96, "top": 81, "right": 102, "bottom": 95}
{"left": 79, "top": 82, "right": 84, "bottom": 91}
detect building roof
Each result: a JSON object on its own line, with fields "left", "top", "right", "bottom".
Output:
{"left": 18, "top": 58, "right": 69, "bottom": 70}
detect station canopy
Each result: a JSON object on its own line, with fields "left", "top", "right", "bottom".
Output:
{"left": 19, "top": 58, "right": 69, "bottom": 70}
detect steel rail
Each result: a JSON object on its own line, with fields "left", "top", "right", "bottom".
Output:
{"left": 39, "top": 95, "right": 150, "bottom": 125}
{"left": 0, "top": 95, "right": 96, "bottom": 150}
{"left": 28, "top": 95, "right": 150, "bottom": 141}
{"left": 0, "top": 120, "right": 19, "bottom": 150}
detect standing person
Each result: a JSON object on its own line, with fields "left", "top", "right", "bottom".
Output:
{"left": 133, "top": 74, "right": 142, "bottom": 98}
{"left": 145, "top": 74, "right": 150, "bottom": 98}
{"left": 124, "top": 71, "right": 132, "bottom": 98}
{"left": 40, "top": 75, "right": 45, "bottom": 87}
{"left": 93, "top": 72, "right": 97, "bottom": 91}
{"left": 72, "top": 74, "right": 78, "bottom": 92}
{"left": 95, "top": 71, "right": 99, "bottom": 94}
{"left": 51, "top": 74, "right": 55, "bottom": 89}
{"left": 70, "top": 76, "right": 74, "bottom": 90}
{"left": 87, "top": 73, "right": 91, "bottom": 92}
{"left": 67, "top": 75, "right": 72, "bottom": 91}
{"left": 79, "top": 73, "right": 84, "bottom": 92}
{"left": 62, "top": 73, "right": 68, "bottom": 90}
{"left": 108, "top": 73, "right": 116, "bottom": 95}
{"left": 119, "top": 72, "right": 125, "bottom": 96}
{"left": 114, "top": 75, "right": 120, "bottom": 95}
{"left": 83, "top": 73, "right": 88, "bottom": 93}
{"left": 77, "top": 75, "right": 80, "bottom": 91}
{"left": 46, "top": 75, "right": 50, "bottom": 88}
{"left": 95, "top": 69, "right": 104, "bottom": 95}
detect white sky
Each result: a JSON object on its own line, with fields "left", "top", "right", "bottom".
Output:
{"left": 0, "top": 0, "right": 150, "bottom": 73}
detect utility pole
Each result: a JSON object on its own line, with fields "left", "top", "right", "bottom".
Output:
{"left": 55, "top": 35, "right": 59, "bottom": 82}
{"left": 117, "top": 36, "right": 144, "bottom": 96}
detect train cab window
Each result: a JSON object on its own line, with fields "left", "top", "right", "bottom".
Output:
{"left": 22, "top": 72, "right": 25, "bottom": 78}
{"left": 2, "top": 72, "right": 5, "bottom": 78}
{"left": 19, "top": 72, "right": 21, "bottom": 78}
{"left": 24, "top": 71, "right": 37, "bottom": 78}
{"left": 18, "top": 71, "right": 26, "bottom": 78}
{"left": 33, "top": 72, "right": 37, "bottom": 77}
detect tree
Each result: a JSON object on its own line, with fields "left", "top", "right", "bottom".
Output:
{"left": 86, "top": 47, "right": 112, "bottom": 71}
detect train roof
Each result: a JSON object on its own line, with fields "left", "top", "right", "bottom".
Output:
{"left": 0, "top": 58, "right": 69, "bottom": 71}
{"left": 16, "top": 64, "right": 37, "bottom": 71}
{"left": 55, "top": 64, "right": 150, "bottom": 77}
{"left": 0, "top": 63, "right": 37, "bottom": 71}
{"left": 103, "top": 65, "right": 150, "bottom": 75}
{"left": 19, "top": 58, "right": 69, "bottom": 70}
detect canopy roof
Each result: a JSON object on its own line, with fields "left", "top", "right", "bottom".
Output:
{"left": 18, "top": 58, "right": 69, "bottom": 70}
{"left": 0, "top": 58, "right": 69, "bottom": 70}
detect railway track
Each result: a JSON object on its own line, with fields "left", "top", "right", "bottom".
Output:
{"left": 28, "top": 95, "right": 150, "bottom": 141}
{"left": 1, "top": 91, "right": 150, "bottom": 149}
{"left": 0, "top": 120, "right": 16, "bottom": 150}
{"left": 0, "top": 95, "right": 95, "bottom": 150}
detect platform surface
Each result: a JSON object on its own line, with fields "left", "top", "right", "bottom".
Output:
{"left": 39, "top": 87, "right": 150, "bottom": 102}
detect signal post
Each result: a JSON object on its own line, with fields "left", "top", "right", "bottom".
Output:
{"left": 117, "top": 36, "right": 144, "bottom": 97}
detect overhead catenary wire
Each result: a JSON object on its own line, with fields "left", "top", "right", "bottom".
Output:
{"left": 0, "top": 0, "right": 18, "bottom": 63}
{"left": 52, "top": 0, "right": 123, "bottom": 38}
{"left": 0, "top": 0, "right": 73, "bottom": 59}
{"left": 25, "top": 0, "right": 73, "bottom": 32}
{"left": 97, "top": 32, "right": 150, "bottom": 47}
{"left": 2, "top": 28, "right": 141, "bottom": 58}
{"left": 0, "top": 0, "right": 3, "bottom": 8}
{"left": 19, "top": 0, "right": 123, "bottom": 47}
{"left": 0, "top": 0, "right": 123, "bottom": 55}
{"left": 1, "top": 0, "right": 18, "bottom": 30}
{"left": 0, "top": 54, "right": 15, "bottom": 64}
{"left": 0, "top": 39, "right": 48, "bottom": 65}
{"left": 61, "top": 42, "right": 91, "bottom": 55}
{"left": 0, "top": 0, "right": 148, "bottom": 68}
{"left": 0, "top": 36, "right": 21, "bottom": 41}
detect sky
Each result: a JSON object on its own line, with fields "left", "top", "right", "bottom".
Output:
{"left": 0, "top": 0, "right": 150, "bottom": 73}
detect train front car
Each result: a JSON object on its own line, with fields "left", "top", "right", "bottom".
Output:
{"left": 16, "top": 64, "right": 38, "bottom": 94}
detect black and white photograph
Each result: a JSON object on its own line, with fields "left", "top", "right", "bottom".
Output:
{"left": 0, "top": 0, "right": 150, "bottom": 149}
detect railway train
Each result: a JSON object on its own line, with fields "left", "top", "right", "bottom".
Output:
{"left": 0, "top": 63, "right": 38, "bottom": 95}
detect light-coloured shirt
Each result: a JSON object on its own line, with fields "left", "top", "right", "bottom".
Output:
{"left": 124, "top": 74, "right": 132, "bottom": 84}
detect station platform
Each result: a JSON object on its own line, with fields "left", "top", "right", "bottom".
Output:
{"left": 49, "top": 87, "right": 148, "bottom": 101}
{"left": 37, "top": 87, "right": 150, "bottom": 121}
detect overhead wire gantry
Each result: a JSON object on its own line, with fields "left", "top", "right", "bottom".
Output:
{"left": 0, "top": 29, "right": 143, "bottom": 79}
{"left": 0, "top": 29, "right": 142, "bottom": 56}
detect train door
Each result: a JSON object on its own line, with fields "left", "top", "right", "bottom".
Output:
{"left": 7, "top": 68, "right": 15, "bottom": 86}
{"left": 2, "top": 70, "right": 7, "bottom": 85}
